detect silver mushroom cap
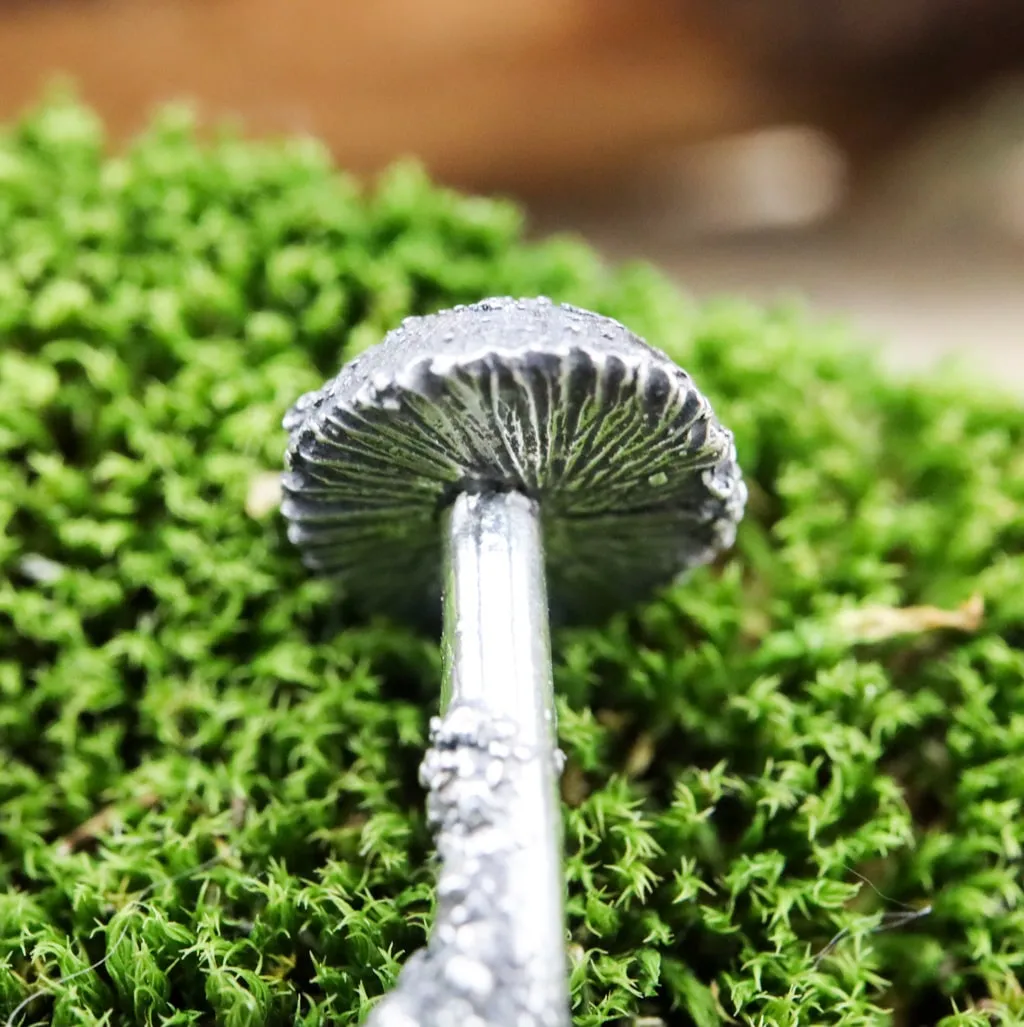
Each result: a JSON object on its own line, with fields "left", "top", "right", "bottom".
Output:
{"left": 281, "top": 296, "right": 746, "bottom": 625}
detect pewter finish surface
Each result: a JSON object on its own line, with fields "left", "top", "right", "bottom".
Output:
{"left": 366, "top": 492, "right": 569, "bottom": 1027}
{"left": 365, "top": 705, "right": 565, "bottom": 1027}
{"left": 282, "top": 296, "right": 745, "bottom": 625}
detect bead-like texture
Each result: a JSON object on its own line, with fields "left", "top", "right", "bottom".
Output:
{"left": 366, "top": 703, "right": 564, "bottom": 1027}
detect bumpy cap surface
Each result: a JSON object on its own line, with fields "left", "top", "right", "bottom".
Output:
{"left": 281, "top": 297, "right": 746, "bottom": 625}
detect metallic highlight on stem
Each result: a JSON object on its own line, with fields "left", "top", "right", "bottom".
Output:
{"left": 367, "top": 490, "right": 568, "bottom": 1027}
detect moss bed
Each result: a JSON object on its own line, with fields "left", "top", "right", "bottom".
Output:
{"left": 1, "top": 100, "right": 1023, "bottom": 1027}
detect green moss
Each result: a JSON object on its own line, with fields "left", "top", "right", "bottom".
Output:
{"left": 1, "top": 97, "right": 1023, "bottom": 1027}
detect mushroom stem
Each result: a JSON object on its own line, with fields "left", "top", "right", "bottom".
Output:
{"left": 441, "top": 490, "right": 569, "bottom": 1013}
{"left": 367, "top": 489, "right": 570, "bottom": 1027}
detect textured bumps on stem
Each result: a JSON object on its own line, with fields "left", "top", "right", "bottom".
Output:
{"left": 281, "top": 297, "right": 746, "bottom": 1026}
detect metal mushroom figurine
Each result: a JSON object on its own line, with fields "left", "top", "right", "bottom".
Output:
{"left": 280, "top": 297, "right": 746, "bottom": 1027}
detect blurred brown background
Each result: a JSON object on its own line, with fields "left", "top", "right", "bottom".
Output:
{"left": 2, "top": 0, "right": 1023, "bottom": 385}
